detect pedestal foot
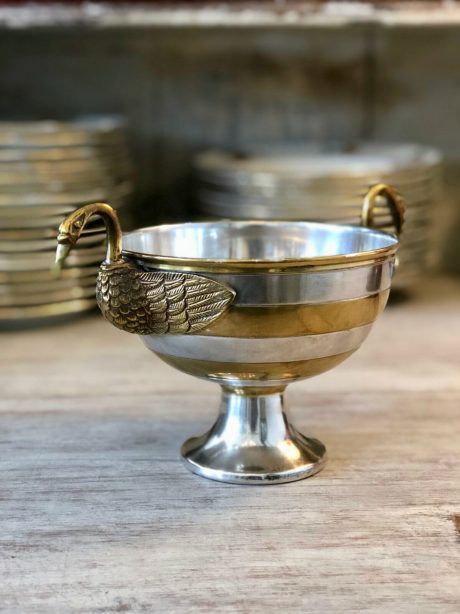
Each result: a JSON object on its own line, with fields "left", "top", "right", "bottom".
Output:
{"left": 181, "top": 388, "right": 326, "bottom": 485}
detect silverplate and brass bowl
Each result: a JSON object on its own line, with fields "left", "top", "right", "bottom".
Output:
{"left": 55, "top": 183, "right": 405, "bottom": 485}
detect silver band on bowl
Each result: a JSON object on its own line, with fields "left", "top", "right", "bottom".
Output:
{"left": 143, "top": 323, "right": 372, "bottom": 363}
{"left": 139, "top": 260, "right": 393, "bottom": 306}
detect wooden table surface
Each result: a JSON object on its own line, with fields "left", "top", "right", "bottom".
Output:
{"left": 2, "top": 276, "right": 460, "bottom": 613}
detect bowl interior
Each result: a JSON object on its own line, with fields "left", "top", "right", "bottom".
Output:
{"left": 123, "top": 221, "right": 397, "bottom": 262}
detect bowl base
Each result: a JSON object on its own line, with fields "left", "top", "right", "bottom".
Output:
{"left": 181, "top": 387, "right": 326, "bottom": 485}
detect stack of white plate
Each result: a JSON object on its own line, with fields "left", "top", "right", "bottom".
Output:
{"left": 0, "top": 118, "right": 132, "bottom": 327}
{"left": 194, "top": 143, "right": 442, "bottom": 288}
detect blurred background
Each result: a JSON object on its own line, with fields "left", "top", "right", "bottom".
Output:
{"left": 1, "top": 0, "right": 460, "bottom": 327}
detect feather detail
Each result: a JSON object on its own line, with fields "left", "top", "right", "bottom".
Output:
{"left": 96, "top": 262, "right": 235, "bottom": 335}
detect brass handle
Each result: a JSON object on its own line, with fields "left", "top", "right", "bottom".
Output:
{"left": 55, "top": 203, "right": 235, "bottom": 335}
{"left": 361, "top": 183, "right": 406, "bottom": 238}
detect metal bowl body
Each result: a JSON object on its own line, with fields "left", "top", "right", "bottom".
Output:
{"left": 123, "top": 220, "right": 396, "bottom": 390}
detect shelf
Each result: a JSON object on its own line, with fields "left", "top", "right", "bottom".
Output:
{"left": 1, "top": 1, "right": 460, "bottom": 30}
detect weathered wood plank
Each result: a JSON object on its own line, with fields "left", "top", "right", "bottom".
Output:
{"left": 1, "top": 277, "right": 459, "bottom": 612}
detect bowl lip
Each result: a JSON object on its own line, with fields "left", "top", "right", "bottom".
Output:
{"left": 122, "top": 220, "right": 399, "bottom": 272}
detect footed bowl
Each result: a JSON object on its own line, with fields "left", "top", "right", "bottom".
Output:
{"left": 56, "top": 183, "right": 404, "bottom": 484}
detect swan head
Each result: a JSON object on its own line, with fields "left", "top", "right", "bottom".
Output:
{"left": 57, "top": 209, "right": 89, "bottom": 247}
{"left": 54, "top": 202, "right": 121, "bottom": 274}
{"left": 54, "top": 209, "right": 91, "bottom": 273}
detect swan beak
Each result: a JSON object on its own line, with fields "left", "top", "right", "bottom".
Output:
{"left": 53, "top": 242, "right": 71, "bottom": 276}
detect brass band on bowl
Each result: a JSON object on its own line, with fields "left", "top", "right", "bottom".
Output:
{"left": 199, "top": 290, "right": 389, "bottom": 338}
{"left": 156, "top": 350, "right": 355, "bottom": 383}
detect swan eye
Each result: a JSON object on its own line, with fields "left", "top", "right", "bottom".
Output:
{"left": 70, "top": 214, "right": 85, "bottom": 235}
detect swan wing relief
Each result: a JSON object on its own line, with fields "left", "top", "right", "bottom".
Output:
{"left": 97, "top": 263, "right": 235, "bottom": 335}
